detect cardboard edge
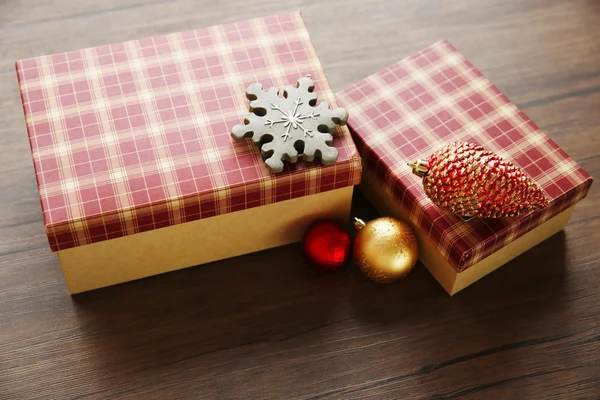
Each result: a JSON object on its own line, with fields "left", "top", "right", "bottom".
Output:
{"left": 359, "top": 167, "right": 574, "bottom": 295}
{"left": 450, "top": 205, "right": 573, "bottom": 294}
{"left": 58, "top": 186, "right": 354, "bottom": 294}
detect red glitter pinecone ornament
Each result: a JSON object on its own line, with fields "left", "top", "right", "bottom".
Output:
{"left": 408, "top": 141, "right": 549, "bottom": 218}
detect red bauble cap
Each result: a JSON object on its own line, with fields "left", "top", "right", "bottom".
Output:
{"left": 302, "top": 221, "right": 351, "bottom": 271}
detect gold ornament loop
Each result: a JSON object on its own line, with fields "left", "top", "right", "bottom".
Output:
{"left": 407, "top": 159, "right": 429, "bottom": 178}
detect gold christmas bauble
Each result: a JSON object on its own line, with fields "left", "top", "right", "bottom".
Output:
{"left": 353, "top": 217, "right": 419, "bottom": 283}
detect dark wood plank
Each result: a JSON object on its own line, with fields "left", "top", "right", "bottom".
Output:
{"left": 0, "top": 0, "right": 599, "bottom": 399}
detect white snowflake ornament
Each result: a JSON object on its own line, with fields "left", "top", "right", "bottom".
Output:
{"left": 231, "top": 75, "right": 348, "bottom": 173}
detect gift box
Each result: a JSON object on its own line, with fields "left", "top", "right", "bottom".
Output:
{"left": 16, "top": 12, "right": 361, "bottom": 294}
{"left": 336, "top": 40, "right": 593, "bottom": 295}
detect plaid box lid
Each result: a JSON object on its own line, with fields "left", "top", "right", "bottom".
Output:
{"left": 336, "top": 40, "right": 593, "bottom": 272}
{"left": 16, "top": 12, "right": 361, "bottom": 252}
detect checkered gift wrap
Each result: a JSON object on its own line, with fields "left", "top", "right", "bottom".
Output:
{"left": 16, "top": 12, "right": 361, "bottom": 252}
{"left": 336, "top": 40, "right": 593, "bottom": 272}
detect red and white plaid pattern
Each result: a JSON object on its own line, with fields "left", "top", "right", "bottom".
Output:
{"left": 16, "top": 12, "right": 361, "bottom": 252}
{"left": 336, "top": 40, "right": 593, "bottom": 272}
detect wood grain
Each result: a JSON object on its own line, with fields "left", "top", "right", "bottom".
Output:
{"left": 0, "top": 0, "right": 599, "bottom": 398}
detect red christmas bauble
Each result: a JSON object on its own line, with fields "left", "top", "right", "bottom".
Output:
{"left": 409, "top": 141, "right": 548, "bottom": 218}
{"left": 302, "top": 221, "right": 351, "bottom": 271}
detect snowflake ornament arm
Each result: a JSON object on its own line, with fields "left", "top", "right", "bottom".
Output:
{"left": 231, "top": 75, "right": 348, "bottom": 173}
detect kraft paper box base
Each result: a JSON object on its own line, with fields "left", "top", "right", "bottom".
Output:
{"left": 361, "top": 168, "right": 573, "bottom": 295}
{"left": 16, "top": 13, "right": 362, "bottom": 294}
{"left": 59, "top": 186, "right": 352, "bottom": 294}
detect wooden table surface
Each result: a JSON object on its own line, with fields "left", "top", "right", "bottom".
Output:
{"left": 1, "top": 0, "right": 599, "bottom": 399}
